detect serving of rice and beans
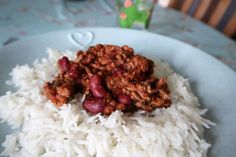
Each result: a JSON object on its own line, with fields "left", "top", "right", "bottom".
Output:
{"left": 0, "top": 44, "right": 214, "bottom": 157}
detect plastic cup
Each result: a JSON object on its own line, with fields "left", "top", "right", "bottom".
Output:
{"left": 116, "top": 0, "right": 157, "bottom": 29}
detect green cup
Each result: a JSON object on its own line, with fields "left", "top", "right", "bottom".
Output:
{"left": 116, "top": 0, "right": 157, "bottom": 29}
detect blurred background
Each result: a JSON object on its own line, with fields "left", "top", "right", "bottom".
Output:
{"left": 160, "top": 0, "right": 236, "bottom": 39}
{"left": 0, "top": 0, "right": 236, "bottom": 71}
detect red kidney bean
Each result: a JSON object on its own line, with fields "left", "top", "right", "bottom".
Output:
{"left": 82, "top": 97, "right": 105, "bottom": 114}
{"left": 138, "top": 75, "right": 146, "bottom": 81}
{"left": 112, "top": 66, "right": 125, "bottom": 76}
{"left": 69, "top": 68, "right": 79, "bottom": 79}
{"left": 58, "top": 56, "right": 70, "bottom": 72}
{"left": 118, "top": 94, "right": 132, "bottom": 105}
{"left": 89, "top": 74, "right": 106, "bottom": 98}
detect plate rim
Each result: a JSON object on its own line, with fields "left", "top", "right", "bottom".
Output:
{"left": 0, "top": 27, "right": 235, "bottom": 75}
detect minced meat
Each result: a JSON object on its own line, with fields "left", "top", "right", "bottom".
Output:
{"left": 43, "top": 44, "right": 171, "bottom": 115}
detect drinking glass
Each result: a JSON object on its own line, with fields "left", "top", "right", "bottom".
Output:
{"left": 116, "top": 0, "right": 157, "bottom": 29}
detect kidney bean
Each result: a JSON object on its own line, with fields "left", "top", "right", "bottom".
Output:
{"left": 138, "top": 74, "right": 146, "bottom": 81}
{"left": 82, "top": 97, "right": 105, "bottom": 114}
{"left": 118, "top": 94, "right": 132, "bottom": 105}
{"left": 69, "top": 68, "right": 79, "bottom": 79}
{"left": 112, "top": 66, "right": 125, "bottom": 76}
{"left": 89, "top": 74, "right": 106, "bottom": 98}
{"left": 58, "top": 56, "right": 70, "bottom": 72}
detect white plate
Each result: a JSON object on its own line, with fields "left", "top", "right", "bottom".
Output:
{"left": 0, "top": 28, "right": 236, "bottom": 157}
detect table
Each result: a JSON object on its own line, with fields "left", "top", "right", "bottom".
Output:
{"left": 0, "top": 0, "right": 236, "bottom": 71}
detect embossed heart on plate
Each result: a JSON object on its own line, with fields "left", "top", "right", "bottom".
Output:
{"left": 70, "top": 31, "right": 94, "bottom": 49}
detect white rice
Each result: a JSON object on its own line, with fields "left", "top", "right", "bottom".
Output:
{"left": 0, "top": 48, "right": 214, "bottom": 157}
